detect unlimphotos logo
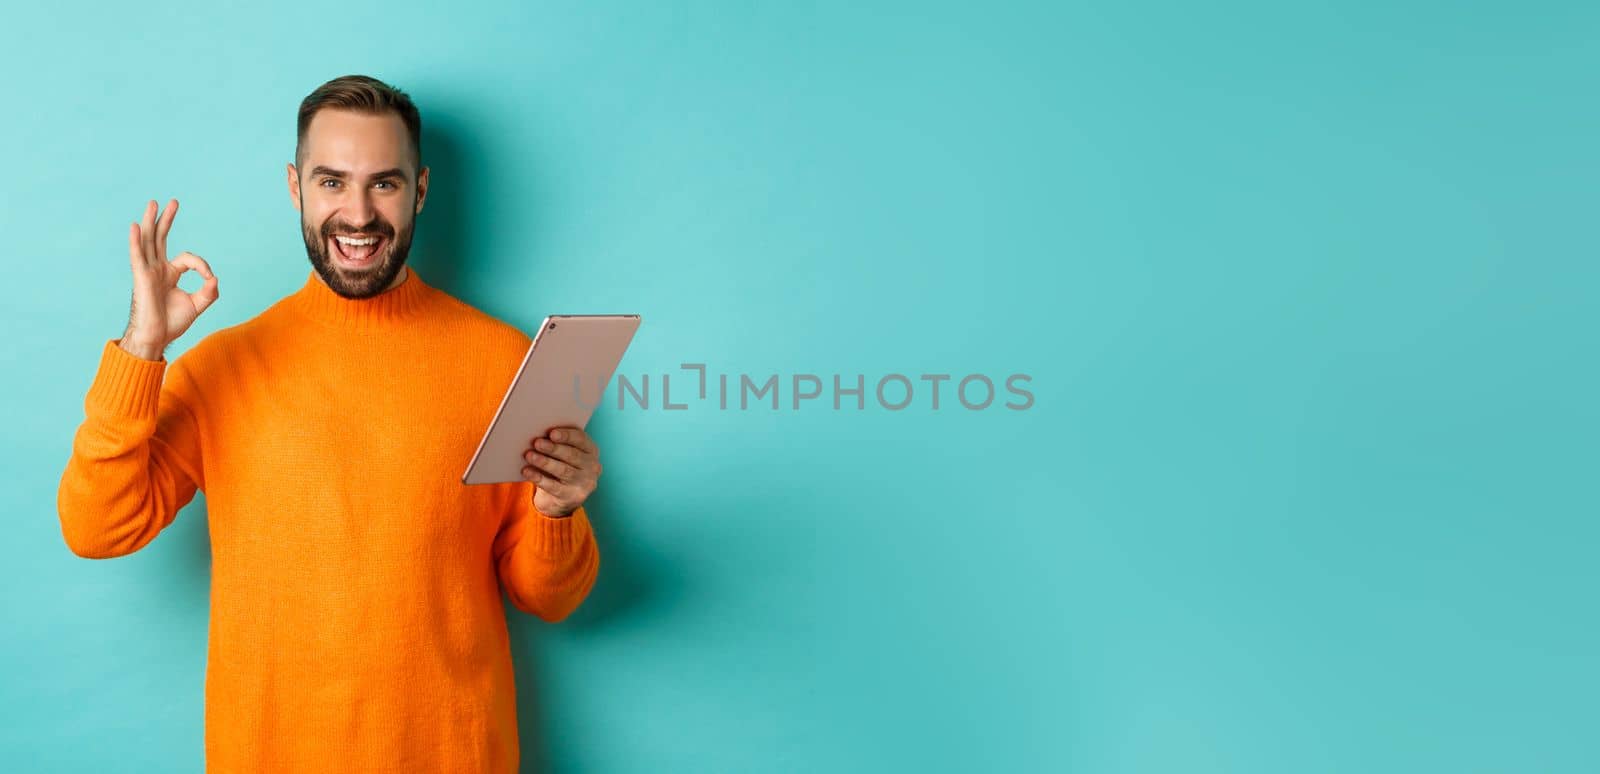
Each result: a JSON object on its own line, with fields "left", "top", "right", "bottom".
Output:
{"left": 573, "top": 364, "right": 1035, "bottom": 411}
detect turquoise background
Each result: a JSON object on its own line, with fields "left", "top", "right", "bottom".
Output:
{"left": 2, "top": 1, "right": 1596, "bottom": 771}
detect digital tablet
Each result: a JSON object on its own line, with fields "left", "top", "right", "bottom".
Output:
{"left": 461, "top": 314, "right": 641, "bottom": 485}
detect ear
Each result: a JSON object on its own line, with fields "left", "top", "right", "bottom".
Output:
{"left": 414, "top": 165, "right": 429, "bottom": 216}
{"left": 287, "top": 163, "right": 301, "bottom": 212}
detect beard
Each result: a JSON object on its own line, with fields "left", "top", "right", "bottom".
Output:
{"left": 301, "top": 202, "right": 416, "bottom": 299}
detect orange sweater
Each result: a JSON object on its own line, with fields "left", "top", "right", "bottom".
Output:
{"left": 57, "top": 267, "right": 600, "bottom": 773}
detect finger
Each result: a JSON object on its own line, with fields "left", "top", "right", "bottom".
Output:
{"left": 170, "top": 251, "right": 215, "bottom": 280}
{"left": 547, "top": 427, "right": 596, "bottom": 454}
{"left": 543, "top": 478, "right": 587, "bottom": 504}
{"left": 547, "top": 425, "right": 601, "bottom": 463}
{"left": 170, "top": 252, "right": 220, "bottom": 312}
{"left": 140, "top": 200, "right": 158, "bottom": 267}
{"left": 155, "top": 199, "right": 177, "bottom": 263}
{"left": 523, "top": 449, "right": 578, "bottom": 482}
{"left": 532, "top": 437, "right": 591, "bottom": 467}
{"left": 522, "top": 467, "right": 574, "bottom": 494}
{"left": 128, "top": 223, "right": 145, "bottom": 273}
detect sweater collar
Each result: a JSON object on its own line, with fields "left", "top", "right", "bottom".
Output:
{"left": 285, "top": 265, "right": 433, "bottom": 330}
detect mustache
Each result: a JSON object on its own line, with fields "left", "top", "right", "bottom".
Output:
{"left": 320, "top": 219, "right": 394, "bottom": 238}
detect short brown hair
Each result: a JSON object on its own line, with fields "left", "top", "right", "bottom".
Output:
{"left": 296, "top": 74, "right": 422, "bottom": 174}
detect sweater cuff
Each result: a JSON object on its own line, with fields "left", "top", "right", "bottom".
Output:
{"left": 85, "top": 338, "right": 167, "bottom": 420}
{"left": 524, "top": 504, "right": 593, "bottom": 558}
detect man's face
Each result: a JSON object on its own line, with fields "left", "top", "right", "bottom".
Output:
{"left": 288, "top": 108, "right": 428, "bottom": 299}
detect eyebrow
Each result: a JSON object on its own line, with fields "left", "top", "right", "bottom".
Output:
{"left": 309, "top": 165, "right": 408, "bottom": 182}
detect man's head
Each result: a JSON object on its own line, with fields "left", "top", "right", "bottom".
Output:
{"left": 288, "top": 75, "right": 429, "bottom": 299}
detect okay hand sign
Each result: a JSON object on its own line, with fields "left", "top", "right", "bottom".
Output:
{"left": 121, "top": 198, "right": 219, "bottom": 359}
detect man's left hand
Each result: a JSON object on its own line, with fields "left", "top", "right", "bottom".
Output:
{"left": 522, "top": 426, "right": 602, "bottom": 518}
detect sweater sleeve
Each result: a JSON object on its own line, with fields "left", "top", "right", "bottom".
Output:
{"left": 491, "top": 484, "right": 601, "bottom": 623}
{"left": 57, "top": 339, "right": 206, "bottom": 559}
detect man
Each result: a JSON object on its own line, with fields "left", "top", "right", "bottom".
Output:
{"left": 57, "top": 74, "right": 602, "bottom": 773}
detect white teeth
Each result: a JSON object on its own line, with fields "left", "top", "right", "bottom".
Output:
{"left": 335, "top": 235, "right": 378, "bottom": 246}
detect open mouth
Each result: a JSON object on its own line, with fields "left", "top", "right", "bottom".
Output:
{"left": 330, "top": 233, "right": 387, "bottom": 269}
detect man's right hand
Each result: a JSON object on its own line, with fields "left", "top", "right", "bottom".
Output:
{"left": 119, "top": 199, "right": 219, "bottom": 361}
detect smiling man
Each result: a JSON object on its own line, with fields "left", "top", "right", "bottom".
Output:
{"left": 56, "top": 74, "right": 602, "bottom": 773}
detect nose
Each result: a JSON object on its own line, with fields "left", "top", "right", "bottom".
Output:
{"left": 344, "top": 188, "right": 376, "bottom": 229}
